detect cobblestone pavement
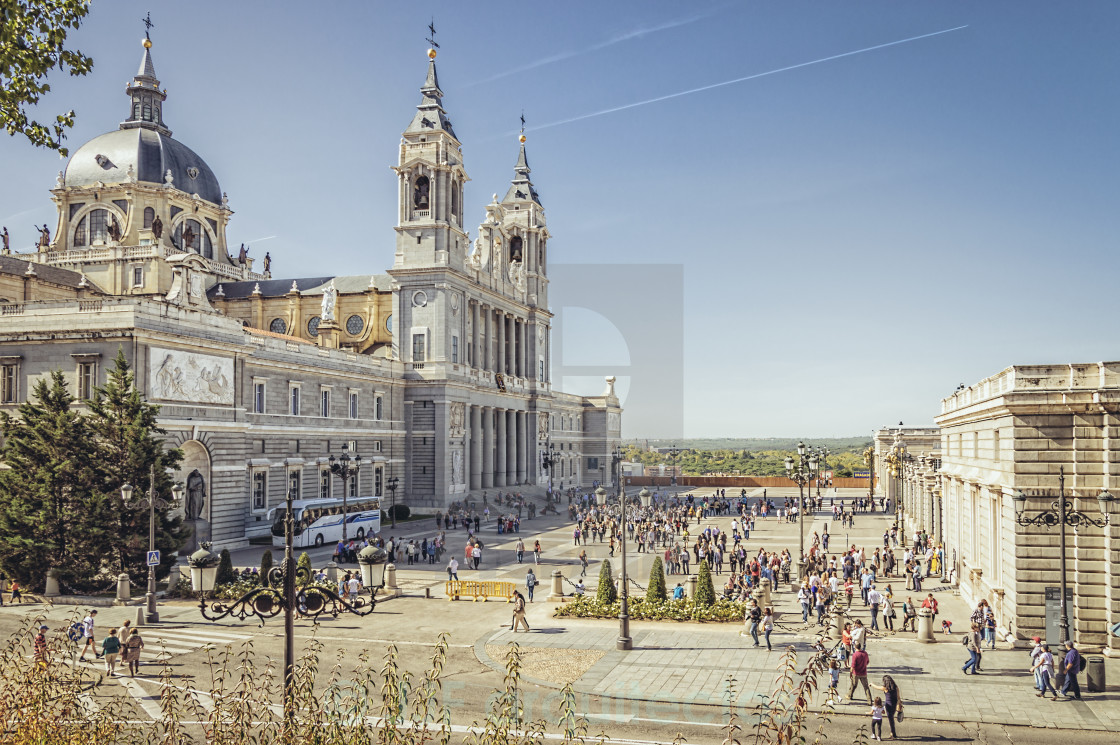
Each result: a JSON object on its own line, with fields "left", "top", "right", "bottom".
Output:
{"left": 469, "top": 487, "right": 1120, "bottom": 732}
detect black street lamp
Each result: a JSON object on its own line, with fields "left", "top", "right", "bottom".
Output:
{"left": 784, "top": 441, "right": 819, "bottom": 578}
{"left": 1012, "top": 466, "right": 1111, "bottom": 645}
{"left": 597, "top": 462, "right": 649, "bottom": 653}
{"left": 189, "top": 485, "right": 387, "bottom": 739}
{"left": 814, "top": 446, "right": 830, "bottom": 497}
{"left": 328, "top": 443, "right": 362, "bottom": 542}
{"left": 386, "top": 475, "right": 400, "bottom": 528}
{"left": 863, "top": 446, "right": 876, "bottom": 501}
{"left": 884, "top": 443, "right": 909, "bottom": 548}
{"left": 541, "top": 442, "right": 556, "bottom": 498}
{"left": 120, "top": 465, "right": 184, "bottom": 623}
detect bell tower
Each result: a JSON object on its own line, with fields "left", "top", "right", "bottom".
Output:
{"left": 498, "top": 131, "right": 550, "bottom": 311}
{"left": 392, "top": 42, "right": 470, "bottom": 270}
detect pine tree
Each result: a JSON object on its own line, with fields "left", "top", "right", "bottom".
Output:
{"left": 260, "top": 549, "right": 274, "bottom": 583}
{"left": 647, "top": 556, "right": 668, "bottom": 602}
{"left": 86, "top": 348, "right": 187, "bottom": 583}
{"left": 297, "top": 551, "right": 313, "bottom": 586}
{"left": 694, "top": 559, "right": 716, "bottom": 607}
{"left": 216, "top": 548, "right": 235, "bottom": 586}
{"left": 0, "top": 372, "right": 103, "bottom": 589}
{"left": 596, "top": 558, "right": 617, "bottom": 604}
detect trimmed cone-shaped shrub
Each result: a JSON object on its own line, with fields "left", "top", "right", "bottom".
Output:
{"left": 694, "top": 559, "right": 716, "bottom": 607}
{"left": 647, "top": 556, "right": 668, "bottom": 602}
{"left": 215, "top": 548, "right": 236, "bottom": 586}
{"left": 297, "top": 551, "right": 313, "bottom": 585}
{"left": 259, "top": 549, "right": 274, "bottom": 583}
{"left": 596, "top": 558, "right": 617, "bottom": 604}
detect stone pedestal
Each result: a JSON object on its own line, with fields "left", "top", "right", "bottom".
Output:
{"left": 916, "top": 607, "right": 936, "bottom": 643}
{"left": 114, "top": 573, "right": 131, "bottom": 605}
{"left": 386, "top": 564, "right": 398, "bottom": 591}
{"left": 686, "top": 575, "right": 698, "bottom": 599}
{"left": 830, "top": 608, "right": 846, "bottom": 641}
{"left": 135, "top": 606, "right": 146, "bottom": 627}
{"left": 325, "top": 562, "right": 340, "bottom": 583}
{"left": 760, "top": 579, "right": 772, "bottom": 608}
{"left": 44, "top": 569, "right": 60, "bottom": 598}
{"left": 548, "top": 569, "right": 564, "bottom": 601}
{"left": 317, "top": 320, "right": 341, "bottom": 349}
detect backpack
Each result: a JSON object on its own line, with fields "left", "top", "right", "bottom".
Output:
{"left": 961, "top": 633, "right": 970, "bottom": 647}
{"left": 1079, "top": 654, "right": 1087, "bottom": 673}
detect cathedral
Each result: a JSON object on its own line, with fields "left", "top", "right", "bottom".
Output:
{"left": 0, "top": 35, "right": 622, "bottom": 551}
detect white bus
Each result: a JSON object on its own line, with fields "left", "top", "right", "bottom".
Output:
{"left": 269, "top": 497, "right": 382, "bottom": 549}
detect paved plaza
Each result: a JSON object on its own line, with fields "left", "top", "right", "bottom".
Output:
{"left": 2, "top": 487, "right": 1118, "bottom": 739}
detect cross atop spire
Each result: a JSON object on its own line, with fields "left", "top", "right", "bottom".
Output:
{"left": 141, "top": 11, "right": 154, "bottom": 41}
{"left": 121, "top": 32, "right": 170, "bottom": 136}
{"left": 426, "top": 18, "right": 439, "bottom": 49}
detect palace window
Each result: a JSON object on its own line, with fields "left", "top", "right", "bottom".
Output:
{"left": 349, "top": 472, "right": 358, "bottom": 498}
{"left": 143, "top": 207, "right": 155, "bottom": 229}
{"left": 288, "top": 469, "right": 301, "bottom": 499}
{"left": 0, "top": 364, "right": 17, "bottom": 404}
{"left": 289, "top": 384, "right": 301, "bottom": 416}
{"left": 252, "top": 471, "right": 267, "bottom": 512}
{"left": 451, "top": 336, "right": 459, "bottom": 364}
{"left": 374, "top": 467, "right": 383, "bottom": 497}
{"left": 375, "top": 394, "right": 384, "bottom": 420}
{"left": 320, "top": 388, "right": 330, "bottom": 417}
{"left": 77, "top": 362, "right": 96, "bottom": 399}
{"left": 132, "top": 266, "right": 144, "bottom": 286}
{"left": 412, "top": 333, "right": 426, "bottom": 362}
{"left": 254, "top": 381, "right": 266, "bottom": 413}
{"left": 349, "top": 391, "right": 359, "bottom": 419}
{"left": 320, "top": 469, "right": 331, "bottom": 500}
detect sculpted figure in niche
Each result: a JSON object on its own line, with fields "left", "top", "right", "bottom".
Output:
{"left": 185, "top": 469, "right": 206, "bottom": 520}
{"left": 182, "top": 224, "right": 196, "bottom": 251}
{"left": 151, "top": 215, "right": 163, "bottom": 239}
{"left": 263, "top": 252, "right": 271, "bottom": 274}
{"left": 106, "top": 215, "right": 122, "bottom": 244}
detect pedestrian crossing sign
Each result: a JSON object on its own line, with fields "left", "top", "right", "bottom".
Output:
{"left": 146, "top": 550, "right": 160, "bottom": 566}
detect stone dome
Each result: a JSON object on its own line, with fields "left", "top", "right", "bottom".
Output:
{"left": 64, "top": 128, "right": 222, "bottom": 205}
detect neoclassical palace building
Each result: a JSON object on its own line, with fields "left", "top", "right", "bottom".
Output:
{"left": 0, "top": 37, "right": 621, "bottom": 550}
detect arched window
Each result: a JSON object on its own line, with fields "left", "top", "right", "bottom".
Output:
{"left": 172, "top": 219, "right": 209, "bottom": 255}
{"left": 450, "top": 179, "right": 458, "bottom": 220}
{"left": 142, "top": 102, "right": 151, "bottom": 121}
{"left": 132, "top": 100, "right": 141, "bottom": 119}
{"left": 413, "top": 175, "right": 430, "bottom": 209}
{"left": 509, "top": 236, "right": 523, "bottom": 264}
{"left": 76, "top": 209, "right": 109, "bottom": 246}
{"left": 143, "top": 207, "right": 154, "bottom": 229}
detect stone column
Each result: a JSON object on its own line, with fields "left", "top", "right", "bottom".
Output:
{"left": 470, "top": 405, "right": 482, "bottom": 490}
{"left": 506, "top": 409, "right": 517, "bottom": 486}
{"left": 516, "top": 411, "right": 527, "bottom": 485}
{"left": 497, "top": 311, "right": 506, "bottom": 375}
{"left": 495, "top": 408, "right": 507, "bottom": 488}
{"left": 481, "top": 407, "right": 494, "bottom": 488}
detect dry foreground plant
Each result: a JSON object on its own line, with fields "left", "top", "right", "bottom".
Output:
{"left": 0, "top": 616, "right": 853, "bottom": 745}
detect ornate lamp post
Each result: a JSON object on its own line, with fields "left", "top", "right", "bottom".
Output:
{"left": 121, "top": 467, "right": 184, "bottom": 623}
{"left": 1012, "top": 467, "right": 1111, "bottom": 645}
{"left": 814, "top": 446, "right": 830, "bottom": 498}
{"left": 596, "top": 475, "right": 647, "bottom": 652}
{"left": 541, "top": 442, "right": 557, "bottom": 497}
{"left": 863, "top": 446, "right": 876, "bottom": 500}
{"left": 328, "top": 443, "right": 362, "bottom": 542}
{"left": 189, "top": 485, "right": 387, "bottom": 738}
{"left": 784, "top": 441, "right": 819, "bottom": 578}
{"left": 386, "top": 475, "right": 399, "bottom": 528}
{"left": 884, "top": 443, "right": 908, "bottom": 548}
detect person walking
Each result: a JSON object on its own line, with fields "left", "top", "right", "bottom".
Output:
{"left": 742, "top": 601, "right": 762, "bottom": 647}
{"left": 870, "top": 697, "right": 886, "bottom": 741}
{"left": 867, "top": 586, "right": 882, "bottom": 631}
{"left": 123, "top": 628, "right": 145, "bottom": 677}
{"left": 526, "top": 569, "right": 537, "bottom": 602}
{"left": 871, "top": 675, "right": 902, "bottom": 739}
{"left": 511, "top": 590, "right": 530, "bottom": 632}
{"left": 533, "top": 539, "right": 542, "bottom": 565}
{"left": 762, "top": 607, "right": 774, "bottom": 651}
{"left": 472, "top": 544, "right": 482, "bottom": 570}
{"left": 9, "top": 580, "right": 22, "bottom": 604}
{"left": 882, "top": 595, "right": 895, "bottom": 631}
{"left": 798, "top": 583, "right": 811, "bottom": 623}
{"left": 446, "top": 557, "right": 459, "bottom": 581}
{"left": 962, "top": 623, "right": 982, "bottom": 674}
{"left": 77, "top": 610, "right": 98, "bottom": 661}
{"left": 33, "top": 624, "right": 49, "bottom": 669}
{"left": 1032, "top": 643, "right": 1059, "bottom": 699}
{"left": 1061, "top": 640, "right": 1083, "bottom": 699}
{"left": 515, "top": 538, "right": 525, "bottom": 564}
{"left": 101, "top": 628, "right": 122, "bottom": 675}
{"left": 851, "top": 619, "right": 867, "bottom": 651}
{"left": 579, "top": 549, "right": 589, "bottom": 578}
{"left": 848, "top": 647, "right": 873, "bottom": 705}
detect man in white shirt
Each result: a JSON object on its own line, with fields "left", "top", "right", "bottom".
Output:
{"left": 867, "top": 586, "right": 883, "bottom": 630}
{"left": 447, "top": 557, "right": 459, "bottom": 581}
{"left": 77, "top": 610, "right": 98, "bottom": 661}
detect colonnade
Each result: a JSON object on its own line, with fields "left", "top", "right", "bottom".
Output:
{"left": 466, "top": 405, "right": 537, "bottom": 490}
{"left": 468, "top": 300, "right": 533, "bottom": 378}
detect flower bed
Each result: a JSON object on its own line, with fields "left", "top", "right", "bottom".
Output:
{"left": 554, "top": 595, "right": 747, "bottom": 622}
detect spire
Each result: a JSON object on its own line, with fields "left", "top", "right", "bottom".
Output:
{"left": 404, "top": 30, "right": 457, "bottom": 139}
{"left": 502, "top": 130, "right": 541, "bottom": 205}
{"left": 121, "top": 23, "right": 170, "bottom": 136}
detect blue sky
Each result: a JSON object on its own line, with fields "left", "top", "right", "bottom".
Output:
{"left": 2, "top": 2, "right": 1118, "bottom": 438}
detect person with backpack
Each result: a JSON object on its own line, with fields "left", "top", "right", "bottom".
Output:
{"left": 525, "top": 569, "right": 537, "bottom": 602}
{"left": 961, "top": 622, "right": 982, "bottom": 674}
{"left": 77, "top": 610, "right": 98, "bottom": 661}
{"left": 1061, "top": 640, "right": 1084, "bottom": 699}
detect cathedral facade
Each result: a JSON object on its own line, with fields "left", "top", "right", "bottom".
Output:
{"left": 0, "top": 37, "right": 622, "bottom": 551}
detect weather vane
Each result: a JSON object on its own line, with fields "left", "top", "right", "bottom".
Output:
{"left": 426, "top": 19, "right": 439, "bottom": 49}
{"left": 141, "top": 11, "right": 154, "bottom": 40}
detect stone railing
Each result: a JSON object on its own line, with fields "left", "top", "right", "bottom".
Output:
{"left": 33, "top": 244, "right": 267, "bottom": 283}
{"left": 941, "top": 361, "right": 1120, "bottom": 414}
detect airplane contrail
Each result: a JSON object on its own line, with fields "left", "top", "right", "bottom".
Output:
{"left": 465, "top": 5, "right": 728, "bottom": 88}
{"left": 527, "top": 25, "right": 969, "bottom": 133}
{"left": 245, "top": 235, "right": 278, "bottom": 244}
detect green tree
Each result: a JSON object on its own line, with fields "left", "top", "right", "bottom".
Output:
{"left": 646, "top": 556, "right": 667, "bottom": 602}
{"left": 694, "top": 559, "right": 716, "bottom": 607}
{"left": 260, "top": 549, "right": 274, "bottom": 583}
{"left": 1, "top": 0, "right": 94, "bottom": 155}
{"left": 216, "top": 548, "right": 235, "bottom": 586}
{"left": 86, "top": 349, "right": 186, "bottom": 583}
{"left": 595, "top": 559, "right": 616, "bottom": 604}
{"left": 0, "top": 371, "right": 105, "bottom": 589}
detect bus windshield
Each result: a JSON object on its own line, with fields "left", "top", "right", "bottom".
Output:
{"left": 270, "top": 508, "right": 306, "bottom": 537}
